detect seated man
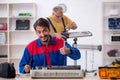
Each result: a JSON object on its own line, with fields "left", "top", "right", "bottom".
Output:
{"left": 19, "top": 18, "right": 81, "bottom": 74}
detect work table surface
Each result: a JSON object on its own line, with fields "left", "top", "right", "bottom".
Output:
{"left": 0, "top": 74, "right": 108, "bottom": 80}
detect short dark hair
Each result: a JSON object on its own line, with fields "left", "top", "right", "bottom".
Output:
{"left": 34, "top": 18, "right": 50, "bottom": 31}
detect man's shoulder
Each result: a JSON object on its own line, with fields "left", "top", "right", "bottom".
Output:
{"left": 53, "top": 37, "right": 64, "bottom": 43}
{"left": 63, "top": 15, "right": 69, "bottom": 19}
{"left": 53, "top": 37, "right": 64, "bottom": 48}
{"left": 46, "top": 15, "right": 54, "bottom": 21}
{"left": 63, "top": 15, "right": 71, "bottom": 21}
{"left": 48, "top": 15, "right": 52, "bottom": 19}
{"left": 26, "top": 39, "right": 37, "bottom": 48}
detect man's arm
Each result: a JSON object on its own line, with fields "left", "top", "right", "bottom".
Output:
{"left": 19, "top": 48, "right": 31, "bottom": 73}
{"left": 66, "top": 22, "right": 77, "bottom": 30}
{"left": 63, "top": 15, "right": 77, "bottom": 30}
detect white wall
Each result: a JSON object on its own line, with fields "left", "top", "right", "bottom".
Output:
{"left": 0, "top": 0, "right": 120, "bottom": 71}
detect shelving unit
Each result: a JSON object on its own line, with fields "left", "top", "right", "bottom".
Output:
{"left": 0, "top": 3, "right": 8, "bottom": 63}
{"left": 102, "top": 2, "right": 120, "bottom": 66}
{"left": 0, "top": 3, "right": 37, "bottom": 74}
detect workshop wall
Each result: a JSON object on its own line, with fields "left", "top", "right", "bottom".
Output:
{"left": 1, "top": 0, "right": 119, "bottom": 71}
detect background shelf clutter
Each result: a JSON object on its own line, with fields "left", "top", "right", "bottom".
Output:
{"left": 102, "top": 2, "right": 120, "bottom": 67}
{"left": 0, "top": 2, "right": 37, "bottom": 74}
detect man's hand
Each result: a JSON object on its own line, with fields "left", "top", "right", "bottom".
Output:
{"left": 60, "top": 41, "right": 71, "bottom": 55}
{"left": 24, "top": 65, "right": 31, "bottom": 73}
{"left": 65, "top": 23, "right": 77, "bottom": 30}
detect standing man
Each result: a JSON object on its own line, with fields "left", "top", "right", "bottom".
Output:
{"left": 19, "top": 18, "right": 80, "bottom": 74}
{"left": 47, "top": 6, "right": 77, "bottom": 38}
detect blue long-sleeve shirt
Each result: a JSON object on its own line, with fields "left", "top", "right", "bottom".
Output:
{"left": 19, "top": 36, "right": 81, "bottom": 73}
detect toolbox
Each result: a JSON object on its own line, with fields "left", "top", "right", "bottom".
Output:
{"left": 98, "top": 67, "right": 120, "bottom": 79}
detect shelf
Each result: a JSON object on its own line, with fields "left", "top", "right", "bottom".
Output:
{"left": 0, "top": 3, "right": 8, "bottom": 17}
{"left": 9, "top": 44, "right": 27, "bottom": 46}
{"left": 0, "top": 57, "right": 8, "bottom": 59}
{"left": 0, "top": 17, "right": 7, "bottom": 18}
{"left": 0, "top": 30, "right": 7, "bottom": 32}
{"left": 9, "top": 30, "right": 34, "bottom": 32}
{"left": 103, "top": 29, "right": 120, "bottom": 32}
{"left": 0, "top": 58, "right": 8, "bottom": 63}
{"left": 103, "top": 44, "right": 120, "bottom": 46}
{"left": 103, "top": 15, "right": 120, "bottom": 18}
{"left": 9, "top": 32, "right": 36, "bottom": 44}
{"left": 9, "top": 3, "right": 36, "bottom": 17}
{"left": 9, "top": 16, "right": 35, "bottom": 19}
{"left": 103, "top": 57, "right": 120, "bottom": 59}
{"left": 0, "top": 44, "right": 8, "bottom": 46}
{"left": 10, "top": 57, "right": 20, "bottom": 59}
{"left": 9, "top": 18, "right": 35, "bottom": 30}
{"left": 0, "top": 46, "right": 8, "bottom": 58}
{"left": 102, "top": 2, "right": 120, "bottom": 66}
{"left": 0, "top": 3, "right": 37, "bottom": 73}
